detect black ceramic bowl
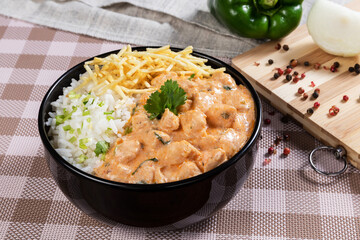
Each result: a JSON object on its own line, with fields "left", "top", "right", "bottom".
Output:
{"left": 38, "top": 47, "right": 262, "bottom": 230}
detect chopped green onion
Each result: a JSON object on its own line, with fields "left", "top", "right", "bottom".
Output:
{"left": 77, "top": 128, "right": 81, "bottom": 134}
{"left": 82, "top": 110, "right": 90, "bottom": 116}
{"left": 82, "top": 95, "right": 92, "bottom": 105}
{"left": 86, "top": 118, "right": 91, "bottom": 123}
{"left": 98, "top": 101, "right": 105, "bottom": 107}
{"left": 69, "top": 136, "right": 77, "bottom": 143}
{"left": 55, "top": 115, "right": 65, "bottom": 125}
{"left": 68, "top": 91, "right": 81, "bottom": 99}
{"left": 101, "top": 154, "right": 106, "bottom": 161}
{"left": 94, "top": 141, "right": 110, "bottom": 157}
{"left": 106, "top": 116, "right": 114, "bottom": 121}
{"left": 105, "top": 128, "right": 113, "bottom": 136}
{"left": 79, "top": 138, "right": 89, "bottom": 149}
{"left": 188, "top": 73, "right": 195, "bottom": 80}
{"left": 78, "top": 154, "right": 88, "bottom": 163}
{"left": 69, "top": 129, "right": 75, "bottom": 134}
{"left": 104, "top": 110, "right": 114, "bottom": 115}
{"left": 62, "top": 125, "right": 72, "bottom": 131}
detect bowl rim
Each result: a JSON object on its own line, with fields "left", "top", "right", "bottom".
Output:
{"left": 38, "top": 46, "right": 262, "bottom": 191}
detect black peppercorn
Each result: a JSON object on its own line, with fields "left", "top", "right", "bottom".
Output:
{"left": 355, "top": 63, "right": 360, "bottom": 70}
{"left": 349, "top": 67, "right": 355, "bottom": 72}
{"left": 274, "top": 73, "right": 280, "bottom": 79}
{"left": 312, "top": 91, "right": 319, "bottom": 99}
{"left": 304, "top": 61, "right": 310, "bottom": 66}
{"left": 293, "top": 71, "right": 299, "bottom": 76}
{"left": 333, "top": 62, "right": 340, "bottom": 68}
{"left": 268, "top": 59, "right": 274, "bottom": 65}
{"left": 283, "top": 44, "right": 289, "bottom": 51}
{"left": 356, "top": 69, "right": 360, "bottom": 75}
{"left": 286, "top": 74, "right": 292, "bottom": 81}
{"left": 307, "top": 107, "right": 314, "bottom": 115}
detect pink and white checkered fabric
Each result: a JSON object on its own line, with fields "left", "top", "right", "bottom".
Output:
{"left": 0, "top": 15, "right": 359, "bottom": 240}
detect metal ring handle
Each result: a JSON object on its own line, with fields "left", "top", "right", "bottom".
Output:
{"left": 309, "top": 146, "right": 348, "bottom": 176}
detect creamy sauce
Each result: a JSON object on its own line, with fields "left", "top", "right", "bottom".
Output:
{"left": 94, "top": 72, "right": 255, "bottom": 183}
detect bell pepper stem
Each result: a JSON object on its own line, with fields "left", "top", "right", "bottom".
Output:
{"left": 258, "top": 0, "right": 278, "bottom": 9}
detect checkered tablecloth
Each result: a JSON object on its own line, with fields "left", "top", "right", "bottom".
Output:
{"left": 0, "top": 15, "right": 360, "bottom": 240}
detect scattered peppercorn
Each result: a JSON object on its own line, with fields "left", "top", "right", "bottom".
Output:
{"left": 293, "top": 76, "right": 299, "bottom": 83}
{"left": 275, "top": 136, "right": 282, "bottom": 145}
{"left": 275, "top": 43, "right": 281, "bottom": 50}
{"left": 313, "top": 102, "right": 320, "bottom": 109}
{"left": 304, "top": 61, "right": 310, "bottom": 66}
{"left": 263, "top": 158, "right": 271, "bottom": 166}
{"left": 307, "top": 107, "right": 314, "bottom": 115}
{"left": 333, "top": 62, "right": 340, "bottom": 68}
{"left": 314, "top": 63, "right": 321, "bottom": 70}
{"left": 343, "top": 95, "right": 349, "bottom": 102}
{"left": 277, "top": 68, "right": 284, "bottom": 75}
{"left": 254, "top": 62, "right": 260, "bottom": 66}
{"left": 315, "top": 88, "right": 320, "bottom": 94}
{"left": 285, "top": 68, "right": 292, "bottom": 74}
{"left": 268, "top": 147, "right": 274, "bottom": 155}
{"left": 283, "top": 44, "right": 289, "bottom": 51}
{"left": 268, "top": 59, "right": 274, "bottom": 65}
{"left": 310, "top": 81, "right": 316, "bottom": 87}
{"left": 264, "top": 118, "right": 271, "bottom": 125}
{"left": 356, "top": 69, "right": 360, "bottom": 75}
{"left": 303, "top": 93, "right": 308, "bottom": 100}
{"left": 329, "top": 105, "right": 340, "bottom": 116}
{"left": 312, "top": 91, "right": 319, "bottom": 99}
{"left": 293, "top": 71, "right": 299, "bottom": 76}
{"left": 297, "top": 87, "right": 304, "bottom": 94}
{"left": 330, "top": 66, "right": 337, "bottom": 72}
{"left": 355, "top": 63, "right": 360, "bottom": 70}
{"left": 274, "top": 72, "right": 280, "bottom": 79}
{"left": 283, "top": 147, "right": 291, "bottom": 155}
{"left": 283, "top": 134, "right": 290, "bottom": 141}
{"left": 286, "top": 74, "right": 292, "bottom": 81}
{"left": 349, "top": 67, "right": 355, "bottom": 72}
{"left": 290, "top": 59, "right": 298, "bottom": 68}
{"left": 301, "top": 73, "right": 306, "bottom": 79}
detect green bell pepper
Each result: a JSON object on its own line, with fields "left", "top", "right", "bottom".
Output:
{"left": 208, "top": 0, "right": 303, "bottom": 40}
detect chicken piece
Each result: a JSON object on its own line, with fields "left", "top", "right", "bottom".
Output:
{"left": 179, "top": 99, "right": 192, "bottom": 113}
{"left": 176, "top": 79, "right": 197, "bottom": 99}
{"left": 222, "top": 87, "right": 250, "bottom": 112}
{"left": 218, "top": 129, "right": 247, "bottom": 158}
{"left": 138, "top": 92, "right": 152, "bottom": 105}
{"left": 196, "top": 148, "right": 227, "bottom": 172}
{"left": 232, "top": 113, "right": 250, "bottom": 132}
{"left": 158, "top": 140, "right": 201, "bottom": 166}
{"left": 114, "top": 139, "right": 141, "bottom": 162}
{"left": 154, "top": 167, "right": 167, "bottom": 183}
{"left": 150, "top": 130, "right": 171, "bottom": 148}
{"left": 151, "top": 72, "right": 178, "bottom": 88}
{"left": 211, "top": 71, "right": 237, "bottom": 89}
{"left": 175, "top": 161, "right": 202, "bottom": 181}
{"left": 159, "top": 108, "right": 180, "bottom": 132}
{"left": 192, "top": 92, "right": 219, "bottom": 112}
{"left": 180, "top": 110, "right": 207, "bottom": 136}
{"left": 130, "top": 160, "right": 156, "bottom": 184}
{"left": 131, "top": 110, "right": 152, "bottom": 131}
{"left": 206, "top": 103, "right": 237, "bottom": 128}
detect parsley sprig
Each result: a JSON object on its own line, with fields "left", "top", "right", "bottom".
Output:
{"left": 144, "top": 79, "right": 187, "bottom": 120}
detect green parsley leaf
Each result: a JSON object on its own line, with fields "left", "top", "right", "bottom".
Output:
{"left": 94, "top": 140, "right": 110, "bottom": 157}
{"left": 223, "top": 85, "right": 232, "bottom": 90}
{"left": 132, "top": 158, "right": 159, "bottom": 175}
{"left": 144, "top": 79, "right": 187, "bottom": 119}
{"left": 124, "top": 126, "right": 132, "bottom": 135}
{"left": 154, "top": 132, "right": 170, "bottom": 145}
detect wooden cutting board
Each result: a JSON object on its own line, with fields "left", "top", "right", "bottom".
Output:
{"left": 232, "top": 1, "right": 360, "bottom": 169}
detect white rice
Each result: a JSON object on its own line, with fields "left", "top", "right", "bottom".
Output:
{"left": 46, "top": 77, "right": 136, "bottom": 173}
